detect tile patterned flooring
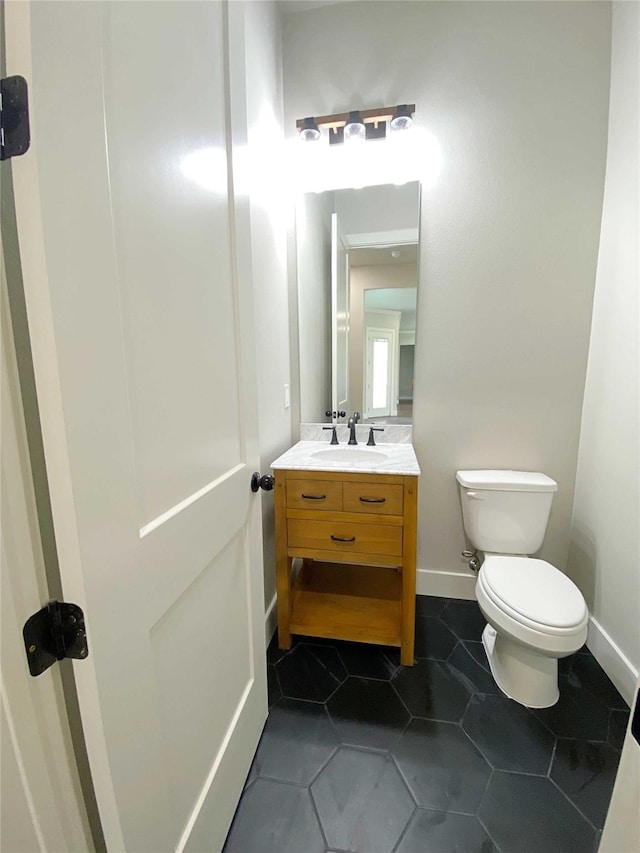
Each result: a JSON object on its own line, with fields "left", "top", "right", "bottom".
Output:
{"left": 223, "top": 596, "right": 629, "bottom": 853}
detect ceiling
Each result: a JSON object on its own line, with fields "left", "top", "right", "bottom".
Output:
{"left": 279, "top": 1, "right": 349, "bottom": 14}
{"left": 349, "top": 243, "right": 419, "bottom": 268}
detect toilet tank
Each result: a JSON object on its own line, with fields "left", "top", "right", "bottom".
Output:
{"left": 456, "top": 470, "right": 557, "bottom": 554}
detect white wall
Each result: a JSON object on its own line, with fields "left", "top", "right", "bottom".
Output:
{"left": 567, "top": 1, "right": 639, "bottom": 705}
{"left": 296, "top": 191, "right": 334, "bottom": 422}
{"left": 284, "top": 1, "right": 611, "bottom": 598}
{"left": 243, "top": 1, "right": 292, "bottom": 610}
{"left": 334, "top": 183, "right": 419, "bottom": 241}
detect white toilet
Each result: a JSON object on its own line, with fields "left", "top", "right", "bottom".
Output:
{"left": 456, "top": 470, "right": 588, "bottom": 708}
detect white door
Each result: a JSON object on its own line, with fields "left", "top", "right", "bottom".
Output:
{"left": 364, "top": 328, "right": 396, "bottom": 418}
{"left": 331, "top": 213, "right": 350, "bottom": 418}
{"left": 6, "top": 2, "right": 267, "bottom": 851}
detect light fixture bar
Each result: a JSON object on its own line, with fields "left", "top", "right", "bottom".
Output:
{"left": 295, "top": 104, "right": 415, "bottom": 132}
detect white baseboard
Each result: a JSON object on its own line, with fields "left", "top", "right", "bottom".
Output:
{"left": 416, "top": 568, "right": 477, "bottom": 600}
{"left": 264, "top": 593, "right": 278, "bottom": 646}
{"left": 586, "top": 616, "right": 638, "bottom": 707}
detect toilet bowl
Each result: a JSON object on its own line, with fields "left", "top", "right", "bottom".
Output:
{"left": 476, "top": 555, "right": 588, "bottom": 707}
{"left": 456, "top": 469, "right": 589, "bottom": 708}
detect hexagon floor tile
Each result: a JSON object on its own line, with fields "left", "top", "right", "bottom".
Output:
{"left": 478, "top": 771, "right": 597, "bottom": 853}
{"left": 222, "top": 778, "right": 325, "bottom": 853}
{"left": 392, "top": 718, "right": 491, "bottom": 813}
{"left": 393, "top": 658, "right": 472, "bottom": 721}
{"left": 532, "top": 678, "right": 610, "bottom": 740}
{"left": 608, "top": 707, "right": 631, "bottom": 751}
{"left": 441, "top": 599, "right": 487, "bottom": 642}
{"left": 310, "top": 747, "right": 415, "bottom": 853}
{"left": 252, "top": 698, "right": 338, "bottom": 785}
{"left": 550, "top": 738, "right": 622, "bottom": 829}
{"left": 275, "top": 642, "right": 346, "bottom": 702}
{"left": 266, "top": 664, "right": 281, "bottom": 708}
{"left": 327, "top": 677, "right": 410, "bottom": 750}
{"left": 395, "top": 809, "right": 498, "bottom": 853}
{"left": 414, "top": 615, "right": 458, "bottom": 660}
{"left": 335, "top": 641, "right": 400, "bottom": 680}
{"left": 415, "top": 595, "right": 447, "bottom": 618}
{"left": 570, "top": 653, "right": 629, "bottom": 710}
{"left": 225, "top": 600, "right": 628, "bottom": 851}
{"left": 462, "top": 694, "right": 555, "bottom": 773}
{"left": 447, "top": 640, "right": 501, "bottom": 695}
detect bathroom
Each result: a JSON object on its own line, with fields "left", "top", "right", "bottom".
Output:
{"left": 238, "top": 3, "right": 638, "bottom": 851}
{"left": 1, "top": 0, "right": 637, "bottom": 851}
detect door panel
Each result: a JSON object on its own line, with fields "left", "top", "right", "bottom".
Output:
{"left": 7, "top": 2, "right": 267, "bottom": 850}
{"left": 149, "top": 533, "right": 251, "bottom": 824}
{"left": 102, "top": 3, "right": 243, "bottom": 526}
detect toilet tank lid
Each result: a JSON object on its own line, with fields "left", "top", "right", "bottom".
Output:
{"left": 456, "top": 470, "right": 558, "bottom": 492}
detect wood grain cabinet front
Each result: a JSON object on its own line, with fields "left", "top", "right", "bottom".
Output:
{"left": 274, "top": 468, "right": 418, "bottom": 666}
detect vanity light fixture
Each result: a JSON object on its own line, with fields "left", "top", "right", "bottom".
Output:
{"left": 390, "top": 104, "right": 414, "bottom": 132}
{"left": 299, "top": 116, "right": 321, "bottom": 142}
{"left": 296, "top": 104, "right": 415, "bottom": 145}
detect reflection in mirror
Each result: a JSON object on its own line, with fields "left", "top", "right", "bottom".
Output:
{"left": 360, "top": 280, "right": 417, "bottom": 423}
{"left": 296, "top": 182, "right": 420, "bottom": 424}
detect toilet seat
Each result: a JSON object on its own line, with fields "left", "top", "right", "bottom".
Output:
{"left": 479, "top": 556, "right": 587, "bottom": 635}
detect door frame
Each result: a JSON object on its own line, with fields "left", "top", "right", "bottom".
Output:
{"left": 1, "top": 169, "right": 95, "bottom": 851}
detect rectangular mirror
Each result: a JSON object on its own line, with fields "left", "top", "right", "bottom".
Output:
{"left": 296, "top": 182, "right": 420, "bottom": 424}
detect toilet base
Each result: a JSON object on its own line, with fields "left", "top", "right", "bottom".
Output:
{"left": 482, "top": 625, "right": 560, "bottom": 708}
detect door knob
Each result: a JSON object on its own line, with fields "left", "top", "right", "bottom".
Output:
{"left": 251, "top": 472, "right": 274, "bottom": 492}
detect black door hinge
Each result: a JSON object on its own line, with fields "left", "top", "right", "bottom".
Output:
{"left": 1, "top": 75, "right": 30, "bottom": 161}
{"left": 23, "top": 600, "right": 88, "bottom": 677}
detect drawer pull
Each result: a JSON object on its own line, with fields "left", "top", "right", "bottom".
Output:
{"left": 330, "top": 534, "right": 356, "bottom": 543}
{"left": 359, "top": 496, "right": 386, "bottom": 504}
{"left": 301, "top": 493, "right": 327, "bottom": 501}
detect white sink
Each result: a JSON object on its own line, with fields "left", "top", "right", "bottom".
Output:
{"left": 311, "top": 447, "right": 390, "bottom": 465}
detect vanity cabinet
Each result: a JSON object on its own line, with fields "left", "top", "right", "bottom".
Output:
{"left": 274, "top": 469, "right": 418, "bottom": 666}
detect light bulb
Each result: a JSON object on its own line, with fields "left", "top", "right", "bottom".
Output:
{"left": 344, "top": 111, "right": 366, "bottom": 144}
{"left": 390, "top": 104, "right": 413, "bottom": 132}
{"left": 299, "top": 117, "right": 321, "bottom": 142}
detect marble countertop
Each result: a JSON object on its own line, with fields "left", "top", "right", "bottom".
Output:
{"left": 271, "top": 440, "right": 421, "bottom": 476}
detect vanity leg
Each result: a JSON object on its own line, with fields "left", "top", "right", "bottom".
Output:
{"left": 401, "top": 476, "right": 418, "bottom": 666}
{"left": 275, "top": 475, "right": 292, "bottom": 649}
{"left": 276, "top": 556, "right": 293, "bottom": 650}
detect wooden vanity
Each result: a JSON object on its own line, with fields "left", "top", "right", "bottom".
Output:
{"left": 273, "top": 463, "right": 418, "bottom": 666}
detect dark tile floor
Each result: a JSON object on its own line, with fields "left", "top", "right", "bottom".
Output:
{"left": 223, "top": 596, "right": 629, "bottom": 853}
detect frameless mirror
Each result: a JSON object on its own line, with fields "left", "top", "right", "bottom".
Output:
{"left": 296, "top": 182, "right": 420, "bottom": 424}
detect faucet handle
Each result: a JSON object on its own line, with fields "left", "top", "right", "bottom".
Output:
{"left": 323, "top": 425, "right": 339, "bottom": 445}
{"left": 367, "top": 427, "right": 384, "bottom": 446}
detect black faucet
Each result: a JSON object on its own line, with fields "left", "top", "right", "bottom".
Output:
{"left": 323, "top": 425, "right": 339, "bottom": 445}
{"left": 367, "top": 427, "right": 384, "bottom": 446}
{"left": 347, "top": 412, "right": 360, "bottom": 445}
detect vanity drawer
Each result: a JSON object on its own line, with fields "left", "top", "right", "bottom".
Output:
{"left": 287, "top": 518, "right": 403, "bottom": 557}
{"left": 342, "top": 482, "right": 404, "bottom": 516}
{"left": 286, "top": 478, "right": 342, "bottom": 511}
